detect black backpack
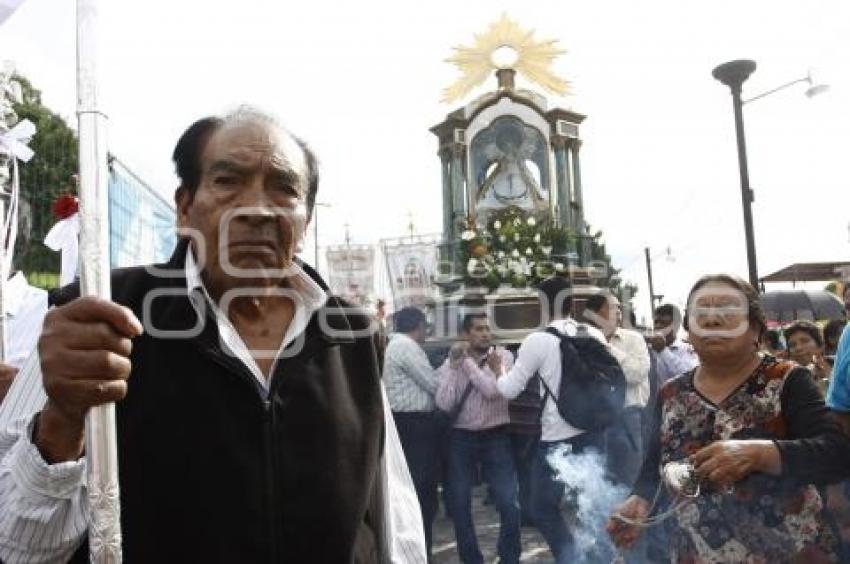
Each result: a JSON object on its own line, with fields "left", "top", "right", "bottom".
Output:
{"left": 540, "top": 325, "right": 626, "bottom": 432}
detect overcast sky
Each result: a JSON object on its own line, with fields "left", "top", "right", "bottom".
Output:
{"left": 1, "top": 0, "right": 848, "bottom": 321}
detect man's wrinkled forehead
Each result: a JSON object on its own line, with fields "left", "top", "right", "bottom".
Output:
{"left": 203, "top": 120, "right": 306, "bottom": 177}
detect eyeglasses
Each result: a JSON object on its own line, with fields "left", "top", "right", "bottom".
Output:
{"left": 690, "top": 306, "right": 748, "bottom": 322}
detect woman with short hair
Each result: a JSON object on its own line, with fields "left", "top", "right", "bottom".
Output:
{"left": 785, "top": 320, "right": 832, "bottom": 388}
{"left": 608, "top": 274, "right": 850, "bottom": 562}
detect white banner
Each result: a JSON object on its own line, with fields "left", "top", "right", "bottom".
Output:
{"left": 383, "top": 241, "right": 438, "bottom": 309}
{"left": 326, "top": 246, "right": 375, "bottom": 306}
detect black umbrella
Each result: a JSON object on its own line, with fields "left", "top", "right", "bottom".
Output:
{"left": 760, "top": 290, "right": 846, "bottom": 322}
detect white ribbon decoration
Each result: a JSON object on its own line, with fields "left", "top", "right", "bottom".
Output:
{"left": 0, "top": 118, "right": 36, "bottom": 278}
{"left": 44, "top": 212, "right": 80, "bottom": 286}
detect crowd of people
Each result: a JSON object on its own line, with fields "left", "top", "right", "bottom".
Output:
{"left": 0, "top": 107, "right": 848, "bottom": 563}
{"left": 384, "top": 279, "right": 850, "bottom": 563}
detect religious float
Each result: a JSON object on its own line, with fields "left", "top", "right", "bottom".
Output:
{"left": 325, "top": 17, "right": 633, "bottom": 351}
{"left": 421, "top": 15, "right": 625, "bottom": 351}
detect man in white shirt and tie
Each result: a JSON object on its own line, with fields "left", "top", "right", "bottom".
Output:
{"left": 582, "top": 292, "right": 650, "bottom": 488}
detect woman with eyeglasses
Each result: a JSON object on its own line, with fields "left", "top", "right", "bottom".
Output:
{"left": 607, "top": 274, "right": 850, "bottom": 563}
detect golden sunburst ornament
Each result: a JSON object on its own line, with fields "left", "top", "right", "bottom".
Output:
{"left": 442, "top": 14, "right": 570, "bottom": 104}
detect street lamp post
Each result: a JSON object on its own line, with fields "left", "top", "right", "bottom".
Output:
{"left": 712, "top": 61, "right": 829, "bottom": 291}
{"left": 644, "top": 247, "right": 659, "bottom": 323}
{"left": 712, "top": 59, "right": 759, "bottom": 290}
{"left": 644, "top": 246, "right": 673, "bottom": 327}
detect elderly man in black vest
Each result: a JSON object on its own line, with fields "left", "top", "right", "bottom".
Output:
{"left": 0, "top": 108, "right": 425, "bottom": 563}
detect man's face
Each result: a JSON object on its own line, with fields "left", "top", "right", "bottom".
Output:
{"left": 465, "top": 317, "right": 492, "bottom": 352}
{"left": 176, "top": 120, "right": 309, "bottom": 295}
{"left": 408, "top": 321, "right": 427, "bottom": 344}
{"left": 653, "top": 313, "right": 679, "bottom": 346}
{"left": 592, "top": 297, "right": 621, "bottom": 337}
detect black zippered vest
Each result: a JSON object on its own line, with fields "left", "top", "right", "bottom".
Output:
{"left": 66, "top": 241, "right": 386, "bottom": 563}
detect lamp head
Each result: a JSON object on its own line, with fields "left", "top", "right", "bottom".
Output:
{"left": 804, "top": 83, "right": 830, "bottom": 98}
{"left": 712, "top": 59, "right": 757, "bottom": 89}
{"left": 804, "top": 69, "right": 830, "bottom": 98}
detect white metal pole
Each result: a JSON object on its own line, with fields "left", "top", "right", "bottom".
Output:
{"left": 76, "top": 0, "right": 122, "bottom": 561}
{"left": 0, "top": 197, "right": 6, "bottom": 362}
{"left": 0, "top": 90, "right": 9, "bottom": 364}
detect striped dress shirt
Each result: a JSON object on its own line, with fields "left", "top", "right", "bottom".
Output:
{"left": 436, "top": 348, "right": 514, "bottom": 431}
{"left": 656, "top": 338, "right": 699, "bottom": 383}
{"left": 2, "top": 272, "right": 47, "bottom": 369}
{"left": 0, "top": 250, "right": 426, "bottom": 564}
{"left": 383, "top": 333, "right": 438, "bottom": 413}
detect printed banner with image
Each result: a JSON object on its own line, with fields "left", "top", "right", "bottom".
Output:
{"left": 383, "top": 241, "right": 438, "bottom": 309}
{"left": 326, "top": 246, "right": 375, "bottom": 306}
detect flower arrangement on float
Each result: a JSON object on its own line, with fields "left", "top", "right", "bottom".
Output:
{"left": 456, "top": 207, "right": 576, "bottom": 291}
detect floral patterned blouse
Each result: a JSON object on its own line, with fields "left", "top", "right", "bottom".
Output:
{"left": 634, "top": 356, "right": 850, "bottom": 563}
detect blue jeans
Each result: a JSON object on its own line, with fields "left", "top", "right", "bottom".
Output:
{"left": 531, "top": 432, "right": 605, "bottom": 564}
{"left": 510, "top": 432, "right": 539, "bottom": 523}
{"left": 446, "top": 427, "right": 521, "bottom": 564}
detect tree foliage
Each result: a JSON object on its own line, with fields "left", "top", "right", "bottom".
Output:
{"left": 585, "top": 223, "right": 640, "bottom": 322}
{"left": 11, "top": 75, "right": 78, "bottom": 287}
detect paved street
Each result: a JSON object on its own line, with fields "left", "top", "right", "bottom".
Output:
{"left": 431, "top": 486, "right": 553, "bottom": 563}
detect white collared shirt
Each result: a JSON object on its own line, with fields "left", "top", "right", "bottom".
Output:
{"left": 0, "top": 251, "right": 426, "bottom": 564}
{"left": 497, "top": 318, "right": 608, "bottom": 442}
{"left": 184, "top": 249, "right": 327, "bottom": 393}
{"left": 608, "top": 327, "right": 651, "bottom": 408}
{"left": 2, "top": 272, "right": 48, "bottom": 369}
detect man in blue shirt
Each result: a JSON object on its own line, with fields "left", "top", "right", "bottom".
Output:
{"left": 827, "top": 324, "right": 850, "bottom": 433}
{"left": 826, "top": 322, "right": 850, "bottom": 562}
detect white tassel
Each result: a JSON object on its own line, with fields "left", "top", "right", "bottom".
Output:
{"left": 44, "top": 212, "right": 81, "bottom": 286}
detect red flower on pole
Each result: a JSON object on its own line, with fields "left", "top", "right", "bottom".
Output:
{"left": 52, "top": 194, "right": 80, "bottom": 220}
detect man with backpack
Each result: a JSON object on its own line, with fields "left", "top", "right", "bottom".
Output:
{"left": 494, "top": 276, "right": 625, "bottom": 563}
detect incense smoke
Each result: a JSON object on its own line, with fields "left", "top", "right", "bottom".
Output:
{"left": 546, "top": 444, "right": 629, "bottom": 562}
